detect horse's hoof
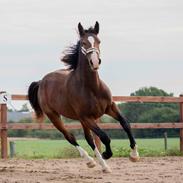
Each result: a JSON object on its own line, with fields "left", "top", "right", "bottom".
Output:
{"left": 102, "top": 151, "right": 113, "bottom": 160}
{"left": 87, "top": 160, "right": 96, "bottom": 168}
{"left": 129, "top": 145, "right": 140, "bottom": 162}
{"left": 102, "top": 166, "right": 112, "bottom": 173}
{"left": 129, "top": 155, "right": 140, "bottom": 162}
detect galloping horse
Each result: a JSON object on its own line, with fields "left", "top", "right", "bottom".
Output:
{"left": 28, "top": 22, "right": 139, "bottom": 173}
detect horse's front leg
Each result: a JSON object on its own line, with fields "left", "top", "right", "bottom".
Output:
{"left": 80, "top": 120, "right": 112, "bottom": 173}
{"left": 76, "top": 145, "right": 96, "bottom": 168}
{"left": 106, "top": 102, "right": 140, "bottom": 162}
{"left": 75, "top": 124, "right": 96, "bottom": 168}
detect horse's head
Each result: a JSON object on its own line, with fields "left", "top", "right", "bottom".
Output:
{"left": 78, "top": 22, "right": 101, "bottom": 71}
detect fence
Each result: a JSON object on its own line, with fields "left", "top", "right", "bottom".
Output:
{"left": 1, "top": 93, "right": 183, "bottom": 159}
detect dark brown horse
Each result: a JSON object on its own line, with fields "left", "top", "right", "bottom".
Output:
{"left": 28, "top": 22, "right": 139, "bottom": 173}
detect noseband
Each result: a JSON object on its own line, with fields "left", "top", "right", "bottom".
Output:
{"left": 81, "top": 46, "right": 100, "bottom": 56}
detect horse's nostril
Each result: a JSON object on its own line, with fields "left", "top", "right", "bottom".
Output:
{"left": 99, "top": 59, "right": 101, "bottom": 65}
{"left": 90, "top": 60, "right": 93, "bottom": 66}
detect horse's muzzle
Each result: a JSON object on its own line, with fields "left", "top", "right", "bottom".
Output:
{"left": 90, "top": 59, "right": 100, "bottom": 71}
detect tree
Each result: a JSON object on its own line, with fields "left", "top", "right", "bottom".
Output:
{"left": 130, "top": 86, "right": 173, "bottom": 96}
{"left": 118, "top": 86, "right": 178, "bottom": 123}
{"left": 117, "top": 87, "right": 179, "bottom": 138}
{"left": 19, "top": 103, "right": 29, "bottom": 112}
{"left": 138, "top": 107, "right": 179, "bottom": 123}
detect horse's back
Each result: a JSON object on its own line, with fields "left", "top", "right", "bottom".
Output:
{"left": 41, "top": 69, "right": 70, "bottom": 84}
{"left": 54, "top": 69, "right": 71, "bottom": 75}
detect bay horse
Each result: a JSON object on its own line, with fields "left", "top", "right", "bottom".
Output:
{"left": 28, "top": 22, "right": 139, "bottom": 173}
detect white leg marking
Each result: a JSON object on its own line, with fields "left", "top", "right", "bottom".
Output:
{"left": 129, "top": 145, "right": 140, "bottom": 162}
{"left": 94, "top": 148, "right": 111, "bottom": 173}
{"left": 91, "top": 52, "right": 99, "bottom": 68}
{"left": 76, "top": 146, "right": 96, "bottom": 168}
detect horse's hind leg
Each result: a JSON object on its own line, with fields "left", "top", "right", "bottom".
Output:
{"left": 106, "top": 102, "right": 140, "bottom": 162}
{"left": 80, "top": 120, "right": 112, "bottom": 173}
{"left": 46, "top": 112, "right": 78, "bottom": 145}
{"left": 46, "top": 112, "right": 94, "bottom": 166}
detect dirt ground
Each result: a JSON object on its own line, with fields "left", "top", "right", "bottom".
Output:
{"left": 0, "top": 157, "right": 182, "bottom": 183}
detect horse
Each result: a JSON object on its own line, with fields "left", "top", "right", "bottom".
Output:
{"left": 28, "top": 21, "right": 140, "bottom": 173}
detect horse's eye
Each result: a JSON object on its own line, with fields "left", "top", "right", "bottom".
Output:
{"left": 82, "top": 42, "right": 87, "bottom": 46}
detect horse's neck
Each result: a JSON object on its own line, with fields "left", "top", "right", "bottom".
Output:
{"left": 75, "top": 53, "right": 100, "bottom": 90}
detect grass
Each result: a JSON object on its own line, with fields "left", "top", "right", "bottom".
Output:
{"left": 11, "top": 138, "right": 182, "bottom": 159}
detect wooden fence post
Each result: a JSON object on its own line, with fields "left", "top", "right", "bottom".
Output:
{"left": 9, "top": 141, "right": 15, "bottom": 158}
{"left": 0, "top": 91, "right": 8, "bottom": 159}
{"left": 164, "top": 132, "right": 167, "bottom": 151}
{"left": 179, "top": 94, "right": 183, "bottom": 153}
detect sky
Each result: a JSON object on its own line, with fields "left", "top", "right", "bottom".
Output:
{"left": 0, "top": 0, "right": 183, "bottom": 109}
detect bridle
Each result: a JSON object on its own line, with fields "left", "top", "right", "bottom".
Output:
{"left": 81, "top": 45, "right": 101, "bottom": 66}
{"left": 81, "top": 46, "right": 101, "bottom": 68}
{"left": 81, "top": 46, "right": 100, "bottom": 56}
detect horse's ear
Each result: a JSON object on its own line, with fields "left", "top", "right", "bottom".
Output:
{"left": 94, "top": 21, "right": 99, "bottom": 34}
{"left": 78, "top": 22, "right": 85, "bottom": 37}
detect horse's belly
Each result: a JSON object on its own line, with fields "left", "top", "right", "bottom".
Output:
{"left": 79, "top": 101, "right": 108, "bottom": 119}
{"left": 58, "top": 105, "right": 78, "bottom": 120}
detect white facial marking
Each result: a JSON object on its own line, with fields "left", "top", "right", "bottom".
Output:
{"left": 91, "top": 52, "right": 99, "bottom": 69}
{"left": 88, "top": 36, "right": 95, "bottom": 47}
{"left": 88, "top": 36, "right": 99, "bottom": 69}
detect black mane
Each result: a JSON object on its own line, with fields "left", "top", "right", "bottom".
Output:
{"left": 61, "top": 27, "right": 96, "bottom": 70}
{"left": 61, "top": 41, "right": 80, "bottom": 70}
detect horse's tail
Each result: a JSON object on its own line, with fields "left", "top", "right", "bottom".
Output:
{"left": 28, "top": 81, "right": 44, "bottom": 119}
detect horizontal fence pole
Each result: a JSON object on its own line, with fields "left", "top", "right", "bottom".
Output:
{"left": 3, "top": 122, "right": 183, "bottom": 130}
{"left": 113, "top": 96, "right": 182, "bottom": 103}
{"left": 11, "top": 95, "right": 28, "bottom": 100}
{"left": 11, "top": 95, "right": 183, "bottom": 103}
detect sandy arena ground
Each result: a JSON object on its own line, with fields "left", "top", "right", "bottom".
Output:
{"left": 0, "top": 157, "right": 182, "bottom": 183}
